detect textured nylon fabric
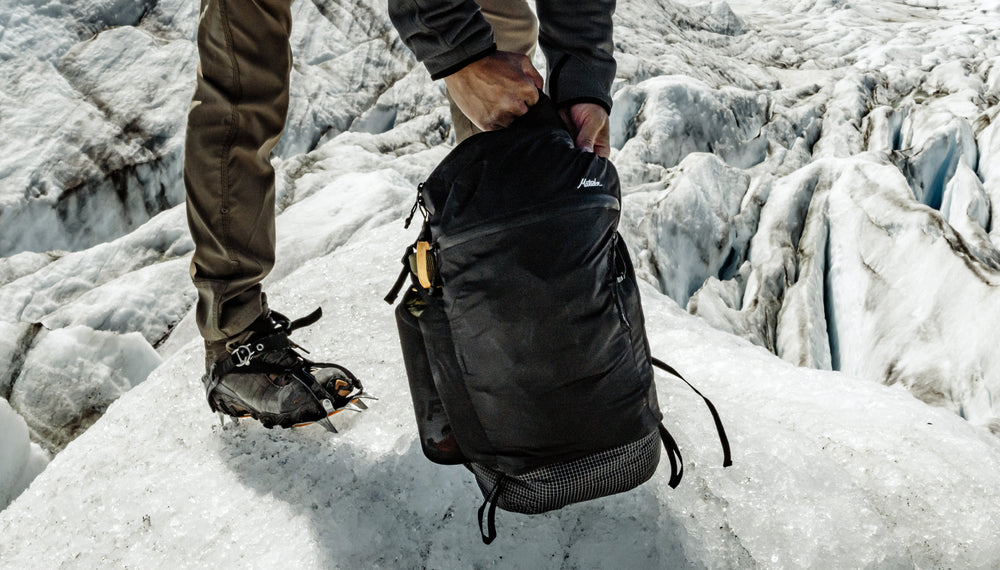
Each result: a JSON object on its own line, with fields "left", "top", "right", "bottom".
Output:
{"left": 412, "top": 99, "right": 660, "bottom": 475}
{"left": 393, "top": 96, "right": 663, "bottom": 523}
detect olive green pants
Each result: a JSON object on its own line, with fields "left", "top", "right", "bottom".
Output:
{"left": 185, "top": 0, "right": 537, "bottom": 342}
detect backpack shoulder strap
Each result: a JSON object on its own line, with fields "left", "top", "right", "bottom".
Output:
{"left": 652, "top": 357, "right": 734, "bottom": 469}
{"left": 657, "top": 422, "right": 684, "bottom": 488}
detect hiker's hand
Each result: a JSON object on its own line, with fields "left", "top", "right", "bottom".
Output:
{"left": 559, "top": 103, "right": 611, "bottom": 158}
{"left": 444, "top": 51, "right": 543, "bottom": 131}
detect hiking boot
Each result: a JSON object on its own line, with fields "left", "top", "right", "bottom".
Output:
{"left": 202, "top": 308, "right": 368, "bottom": 432}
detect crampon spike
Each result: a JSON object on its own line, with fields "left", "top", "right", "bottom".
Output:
{"left": 218, "top": 413, "right": 242, "bottom": 428}
{"left": 317, "top": 399, "right": 340, "bottom": 433}
{"left": 317, "top": 416, "right": 339, "bottom": 434}
{"left": 340, "top": 401, "right": 366, "bottom": 413}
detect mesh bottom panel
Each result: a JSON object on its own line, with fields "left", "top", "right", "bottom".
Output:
{"left": 470, "top": 430, "right": 661, "bottom": 514}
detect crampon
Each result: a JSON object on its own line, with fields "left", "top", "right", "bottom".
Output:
{"left": 203, "top": 307, "right": 375, "bottom": 433}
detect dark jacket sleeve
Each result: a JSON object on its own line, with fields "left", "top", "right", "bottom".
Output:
{"left": 388, "top": 0, "right": 497, "bottom": 80}
{"left": 389, "top": 0, "right": 617, "bottom": 110}
{"left": 536, "top": 0, "right": 617, "bottom": 112}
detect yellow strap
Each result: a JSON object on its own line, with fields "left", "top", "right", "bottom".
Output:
{"left": 416, "top": 241, "right": 432, "bottom": 289}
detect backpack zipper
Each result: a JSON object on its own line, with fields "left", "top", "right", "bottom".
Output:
{"left": 610, "top": 233, "right": 632, "bottom": 330}
{"left": 435, "top": 194, "right": 620, "bottom": 250}
{"left": 404, "top": 182, "right": 427, "bottom": 229}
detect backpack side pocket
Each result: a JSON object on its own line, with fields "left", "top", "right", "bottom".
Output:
{"left": 395, "top": 288, "right": 467, "bottom": 465}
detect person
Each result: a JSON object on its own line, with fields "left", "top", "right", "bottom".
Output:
{"left": 184, "top": 0, "right": 364, "bottom": 432}
{"left": 388, "top": 0, "right": 616, "bottom": 155}
{"left": 183, "top": 0, "right": 614, "bottom": 431}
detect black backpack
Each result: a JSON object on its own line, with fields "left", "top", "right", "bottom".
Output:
{"left": 385, "top": 97, "right": 731, "bottom": 543}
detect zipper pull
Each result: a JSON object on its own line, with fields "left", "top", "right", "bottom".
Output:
{"left": 404, "top": 183, "right": 426, "bottom": 229}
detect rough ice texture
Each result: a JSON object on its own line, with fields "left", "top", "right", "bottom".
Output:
{"left": 2, "top": 0, "right": 1000, "bottom": 566}
{"left": 0, "top": 398, "right": 49, "bottom": 511}
{"left": 9, "top": 326, "right": 162, "bottom": 453}
{"left": 614, "top": 0, "right": 1000, "bottom": 432}
{"left": 0, "top": 0, "right": 413, "bottom": 258}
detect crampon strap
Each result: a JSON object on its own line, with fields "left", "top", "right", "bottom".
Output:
{"left": 287, "top": 307, "right": 323, "bottom": 331}
{"left": 205, "top": 308, "right": 362, "bottom": 412}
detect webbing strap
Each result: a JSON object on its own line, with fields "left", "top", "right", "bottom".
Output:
{"left": 210, "top": 333, "right": 293, "bottom": 382}
{"left": 478, "top": 474, "right": 505, "bottom": 545}
{"left": 651, "top": 357, "right": 733, "bottom": 468}
{"left": 288, "top": 307, "right": 323, "bottom": 331}
{"left": 415, "top": 241, "right": 433, "bottom": 289}
{"left": 384, "top": 247, "right": 414, "bottom": 305}
{"left": 658, "top": 423, "right": 684, "bottom": 488}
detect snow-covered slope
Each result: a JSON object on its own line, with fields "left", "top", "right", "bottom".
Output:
{"left": 3, "top": 0, "right": 1000, "bottom": 566}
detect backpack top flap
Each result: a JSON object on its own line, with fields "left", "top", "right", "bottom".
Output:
{"left": 422, "top": 95, "right": 620, "bottom": 238}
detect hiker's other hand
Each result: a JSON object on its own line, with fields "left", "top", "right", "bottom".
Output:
{"left": 559, "top": 103, "right": 611, "bottom": 158}
{"left": 444, "top": 51, "right": 543, "bottom": 131}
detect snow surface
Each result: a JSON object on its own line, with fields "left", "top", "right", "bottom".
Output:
{"left": 3, "top": 0, "right": 1000, "bottom": 567}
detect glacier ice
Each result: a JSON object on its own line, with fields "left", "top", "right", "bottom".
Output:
{"left": 9, "top": 326, "right": 162, "bottom": 452}
{"left": 2, "top": 0, "right": 1000, "bottom": 566}
{"left": 0, "top": 398, "right": 49, "bottom": 511}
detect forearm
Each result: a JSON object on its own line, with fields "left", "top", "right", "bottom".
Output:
{"left": 388, "top": 0, "right": 497, "bottom": 79}
{"left": 536, "top": 0, "right": 617, "bottom": 112}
